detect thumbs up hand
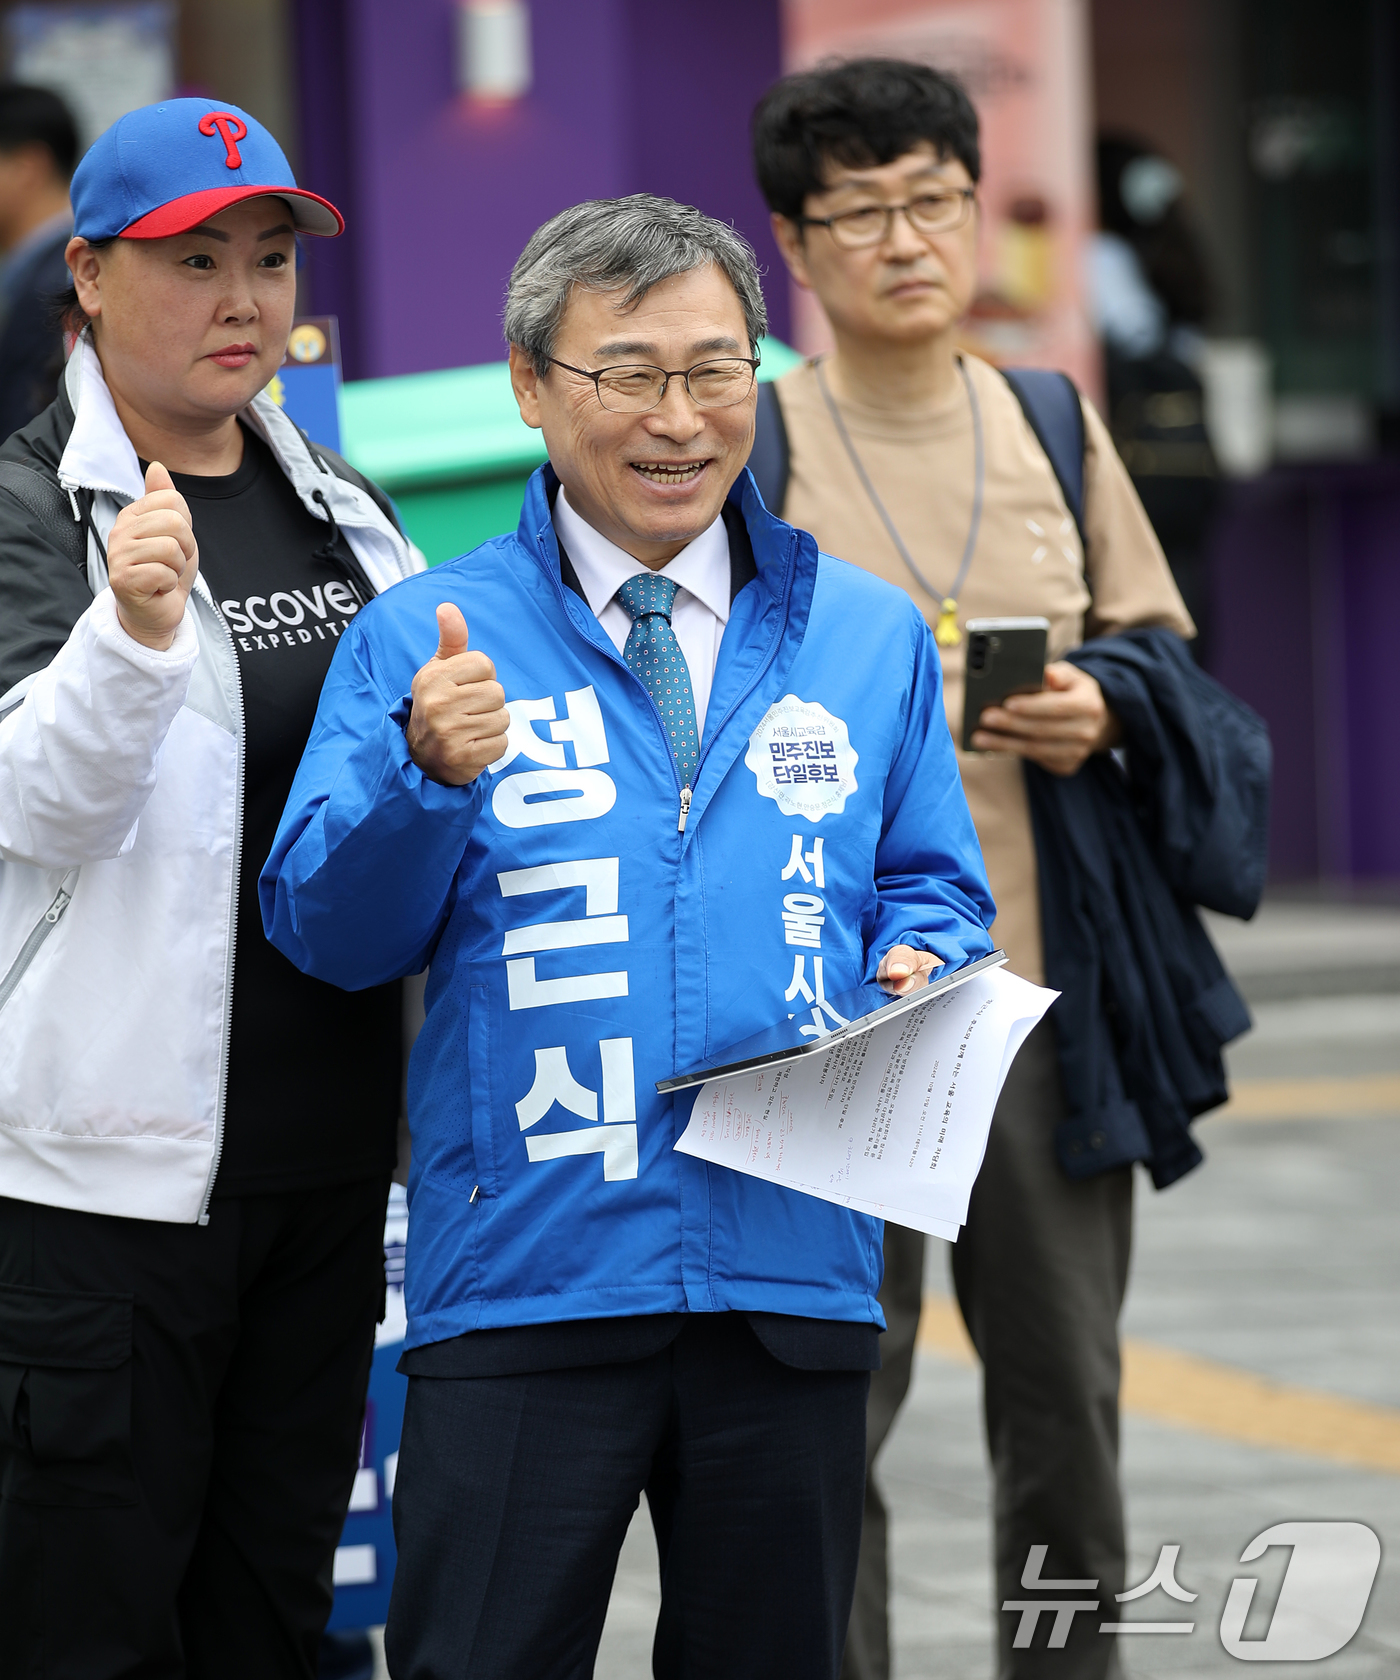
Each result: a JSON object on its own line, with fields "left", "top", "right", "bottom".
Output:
{"left": 107, "top": 461, "right": 200, "bottom": 650}
{"left": 433, "top": 603, "right": 471, "bottom": 661}
{"left": 406, "top": 603, "right": 510, "bottom": 785}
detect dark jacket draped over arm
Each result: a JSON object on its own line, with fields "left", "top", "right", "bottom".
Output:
{"left": 1025, "top": 628, "right": 1271, "bottom": 1189}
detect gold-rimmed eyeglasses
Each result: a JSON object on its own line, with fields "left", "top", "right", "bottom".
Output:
{"left": 800, "top": 189, "right": 976, "bottom": 250}
{"left": 545, "top": 355, "right": 760, "bottom": 414}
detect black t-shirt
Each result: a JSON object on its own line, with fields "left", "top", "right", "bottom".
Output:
{"left": 165, "top": 427, "right": 401, "bottom": 1196}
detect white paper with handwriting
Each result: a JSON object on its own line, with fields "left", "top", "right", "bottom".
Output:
{"left": 675, "top": 969, "right": 1057, "bottom": 1239}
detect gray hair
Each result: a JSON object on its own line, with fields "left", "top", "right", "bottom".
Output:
{"left": 504, "top": 194, "right": 768, "bottom": 375}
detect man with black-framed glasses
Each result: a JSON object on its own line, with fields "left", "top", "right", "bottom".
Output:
{"left": 751, "top": 57, "right": 1198, "bottom": 1680}
{"left": 797, "top": 183, "right": 976, "bottom": 249}
{"left": 266, "top": 192, "right": 996, "bottom": 1679}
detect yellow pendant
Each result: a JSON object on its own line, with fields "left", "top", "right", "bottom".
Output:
{"left": 934, "top": 598, "right": 961, "bottom": 648}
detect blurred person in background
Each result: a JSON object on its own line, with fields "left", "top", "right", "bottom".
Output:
{"left": 1089, "top": 135, "right": 1219, "bottom": 659}
{"left": 0, "top": 83, "right": 78, "bottom": 441}
{"left": 752, "top": 59, "right": 1264, "bottom": 1680}
{"left": 0, "top": 98, "right": 421, "bottom": 1677}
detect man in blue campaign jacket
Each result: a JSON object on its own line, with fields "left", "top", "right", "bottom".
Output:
{"left": 264, "top": 196, "right": 993, "bottom": 1680}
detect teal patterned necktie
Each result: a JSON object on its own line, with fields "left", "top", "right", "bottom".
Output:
{"left": 615, "top": 572, "right": 699, "bottom": 790}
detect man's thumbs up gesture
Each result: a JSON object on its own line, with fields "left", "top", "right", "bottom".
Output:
{"left": 107, "top": 461, "right": 199, "bottom": 650}
{"left": 406, "top": 603, "right": 510, "bottom": 785}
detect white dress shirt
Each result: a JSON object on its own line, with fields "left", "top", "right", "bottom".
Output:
{"left": 553, "top": 488, "right": 732, "bottom": 734}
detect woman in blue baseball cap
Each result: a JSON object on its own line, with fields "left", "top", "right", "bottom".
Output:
{"left": 0, "top": 98, "right": 424, "bottom": 1676}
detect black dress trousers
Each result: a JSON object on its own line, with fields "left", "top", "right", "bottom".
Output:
{"left": 386, "top": 1312, "right": 871, "bottom": 1680}
{"left": 0, "top": 1180, "right": 388, "bottom": 1680}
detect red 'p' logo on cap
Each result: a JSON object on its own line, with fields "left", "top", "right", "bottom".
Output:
{"left": 198, "top": 111, "right": 248, "bottom": 169}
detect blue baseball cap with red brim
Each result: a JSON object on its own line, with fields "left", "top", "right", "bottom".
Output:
{"left": 71, "top": 97, "right": 342, "bottom": 242}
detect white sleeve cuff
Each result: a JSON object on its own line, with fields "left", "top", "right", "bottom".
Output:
{"left": 90, "top": 586, "right": 200, "bottom": 671}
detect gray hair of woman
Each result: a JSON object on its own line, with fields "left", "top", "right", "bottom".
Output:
{"left": 504, "top": 193, "right": 769, "bottom": 375}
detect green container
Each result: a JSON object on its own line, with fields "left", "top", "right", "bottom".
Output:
{"left": 339, "top": 339, "right": 804, "bottom": 567}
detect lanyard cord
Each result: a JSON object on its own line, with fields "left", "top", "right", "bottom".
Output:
{"left": 815, "top": 355, "right": 984, "bottom": 647}
{"left": 78, "top": 487, "right": 107, "bottom": 570}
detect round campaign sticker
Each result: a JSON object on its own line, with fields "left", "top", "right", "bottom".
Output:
{"left": 745, "top": 695, "right": 858, "bottom": 821}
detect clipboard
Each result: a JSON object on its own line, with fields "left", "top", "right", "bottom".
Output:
{"left": 656, "top": 950, "right": 1008, "bottom": 1094}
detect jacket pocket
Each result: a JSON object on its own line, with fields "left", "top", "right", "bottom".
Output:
{"left": 467, "top": 983, "right": 499, "bottom": 1200}
{"left": 0, "top": 869, "right": 79, "bottom": 1018}
{"left": 0, "top": 1280, "right": 136, "bottom": 1508}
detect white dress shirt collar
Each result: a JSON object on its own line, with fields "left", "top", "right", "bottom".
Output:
{"left": 552, "top": 487, "right": 733, "bottom": 737}
{"left": 553, "top": 488, "right": 731, "bottom": 628}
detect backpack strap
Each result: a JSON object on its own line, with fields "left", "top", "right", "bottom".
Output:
{"left": 749, "top": 380, "right": 791, "bottom": 514}
{"left": 749, "top": 362, "right": 1088, "bottom": 553}
{"left": 0, "top": 459, "right": 88, "bottom": 577}
{"left": 1001, "top": 367, "right": 1087, "bottom": 552}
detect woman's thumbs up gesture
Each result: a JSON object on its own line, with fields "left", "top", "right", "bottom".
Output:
{"left": 406, "top": 603, "right": 510, "bottom": 785}
{"left": 107, "top": 461, "right": 199, "bottom": 650}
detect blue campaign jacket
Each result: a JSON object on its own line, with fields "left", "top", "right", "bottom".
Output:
{"left": 263, "top": 468, "right": 995, "bottom": 1350}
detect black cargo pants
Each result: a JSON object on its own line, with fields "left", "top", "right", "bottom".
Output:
{"left": 0, "top": 1179, "right": 387, "bottom": 1680}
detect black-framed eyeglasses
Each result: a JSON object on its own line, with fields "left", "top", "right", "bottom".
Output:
{"left": 800, "top": 189, "right": 977, "bottom": 250}
{"left": 545, "top": 355, "right": 760, "bottom": 413}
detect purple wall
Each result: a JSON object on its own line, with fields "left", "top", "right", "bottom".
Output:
{"left": 1208, "top": 462, "right": 1400, "bottom": 882}
{"left": 293, "top": 0, "right": 362, "bottom": 365}
{"left": 294, "top": 0, "right": 786, "bottom": 380}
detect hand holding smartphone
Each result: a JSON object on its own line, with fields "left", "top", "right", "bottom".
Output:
{"left": 960, "top": 617, "right": 1050, "bottom": 752}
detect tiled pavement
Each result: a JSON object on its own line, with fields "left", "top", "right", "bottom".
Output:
{"left": 358, "top": 900, "right": 1399, "bottom": 1678}
{"left": 592, "top": 897, "right": 1400, "bottom": 1679}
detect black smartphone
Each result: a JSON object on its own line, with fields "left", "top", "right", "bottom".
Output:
{"left": 960, "top": 617, "right": 1050, "bottom": 752}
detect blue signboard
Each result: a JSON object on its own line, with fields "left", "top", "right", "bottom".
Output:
{"left": 269, "top": 316, "right": 343, "bottom": 454}
{"left": 327, "top": 1183, "right": 409, "bottom": 1631}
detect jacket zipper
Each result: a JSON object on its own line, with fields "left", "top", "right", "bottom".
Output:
{"left": 196, "top": 579, "right": 245, "bottom": 1225}
{"left": 0, "top": 869, "right": 79, "bottom": 1015}
{"left": 670, "top": 580, "right": 791, "bottom": 833}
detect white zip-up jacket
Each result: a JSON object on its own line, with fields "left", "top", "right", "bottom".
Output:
{"left": 0, "top": 337, "right": 421, "bottom": 1223}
